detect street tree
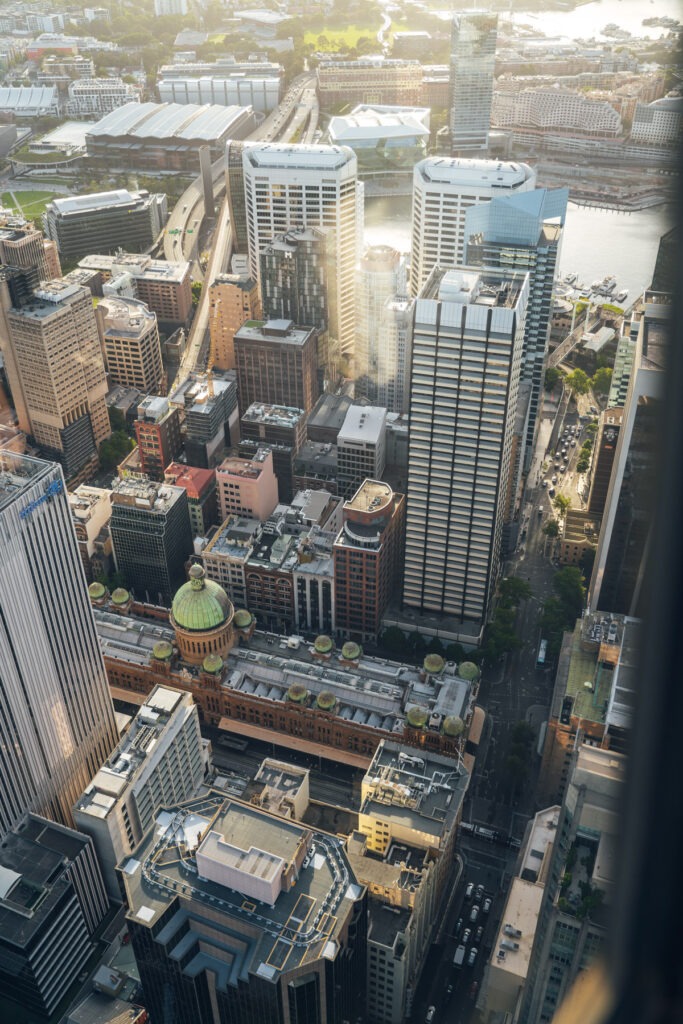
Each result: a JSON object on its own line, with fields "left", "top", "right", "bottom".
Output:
{"left": 544, "top": 366, "right": 561, "bottom": 392}
{"left": 576, "top": 457, "right": 590, "bottom": 474}
{"left": 498, "top": 576, "right": 533, "bottom": 607}
{"left": 553, "top": 494, "right": 571, "bottom": 517}
{"left": 553, "top": 566, "right": 585, "bottom": 621}
{"left": 543, "top": 518, "right": 560, "bottom": 538}
{"left": 591, "top": 366, "right": 613, "bottom": 396}
{"left": 565, "top": 368, "right": 591, "bottom": 396}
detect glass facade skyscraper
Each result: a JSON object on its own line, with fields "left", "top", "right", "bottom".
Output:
{"left": 403, "top": 267, "right": 529, "bottom": 640}
{"left": 466, "top": 188, "right": 568, "bottom": 466}
{"left": 449, "top": 12, "right": 498, "bottom": 154}
{"left": 0, "top": 452, "right": 117, "bottom": 838}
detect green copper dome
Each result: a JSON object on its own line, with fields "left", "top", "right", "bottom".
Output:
{"left": 171, "top": 564, "right": 232, "bottom": 632}
{"left": 443, "top": 715, "right": 465, "bottom": 737}
{"left": 234, "top": 609, "right": 253, "bottom": 629}
{"left": 111, "top": 587, "right": 130, "bottom": 606}
{"left": 203, "top": 653, "right": 224, "bottom": 675}
{"left": 152, "top": 641, "right": 173, "bottom": 662}
{"left": 88, "top": 581, "right": 106, "bottom": 601}
{"left": 341, "top": 642, "right": 362, "bottom": 661}
{"left": 424, "top": 654, "right": 445, "bottom": 675}
{"left": 314, "top": 635, "right": 334, "bottom": 654}
{"left": 406, "top": 706, "right": 429, "bottom": 729}
{"left": 458, "top": 661, "right": 480, "bottom": 682}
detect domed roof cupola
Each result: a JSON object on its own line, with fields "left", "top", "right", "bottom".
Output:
{"left": 171, "top": 564, "right": 232, "bottom": 632}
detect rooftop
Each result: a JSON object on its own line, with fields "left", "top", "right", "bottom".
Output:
{"left": 416, "top": 157, "right": 535, "bottom": 188}
{"left": 562, "top": 508, "right": 601, "bottom": 545}
{"left": 490, "top": 877, "right": 544, "bottom": 981}
{"left": 86, "top": 101, "right": 249, "bottom": 142}
{"left": 345, "top": 479, "right": 393, "bottom": 515}
{"left": 0, "top": 451, "right": 57, "bottom": 515}
{"left": 110, "top": 476, "right": 184, "bottom": 512}
{"left": 204, "top": 515, "right": 261, "bottom": 561}
{"left": 245, "top": 142, "right": 356, "bottom": 171}
{"left": 118, "top": 792, "right": 363, "bottom": 977}
{"left": 307, "top": 393, "right": 353, "bottom": 435}
{"left": 74, "top": 687, "right": 190, "bottom": 820}
{"left": 338, "top": 406, "right": 386, "bottom": 446}
{"left": 164, "top": 462, "right": 215, "bottom": 499}
{"left": 420, "top": 267, "right": 528, "bottom": 314}
{"left": 234, "top": 318, "right": 315, "bottom": 347}
{"left": 80, "top": 252, "right": 190, "bottom": 283}
{"left": 49, "top": 189, "right": 155, "bottom": 215}
{"left": 217, "top": 450, "right": 271, "bottom": 480}
{"left": 520, "top": 807, "right": 560, "bottom": 884}
{"left": 99, "top": 296, "right": 157, "bottom": 337}
{"left": 242, "top": 403, "right": 305, "bottom": 428}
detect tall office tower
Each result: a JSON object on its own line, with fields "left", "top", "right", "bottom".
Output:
{"left": 109, "top": 476, "right": 194, "bottom": 605}
{"left": 376, "top": 297, "right": 414, "bottom": 414}
{"left": 241, "top": 143, "right": 360, "bottom": 361}
{"left": 225, "top": 139, "right": 251, "bottom": 253}
{"left": 74, "top": 686, "right": 206, "bottom": 899}
{"left": 96, "top": 295, "right": 165, "bottom": 394}
{"left": 0, "top": 452, "right": 118, "bottom": 838}
{"left": 465, "top": 187, "right": 568, "bottom": 465}
{"left": 337, "top": 405, "right": 387, "bottom": 500}
{"left": 4, "top": 279, "right": 110, "bottom": 478}
{"left": 118, "top": 793, "right": 366, "bottom": 1024}
{"left": 0, "top": 815, "right": 109, "bottom": 1016}
{"left": 44, "top": 189, "right": 167, "bottom": 264}
{"left": 209, "top": 272, "right": 261, "bottom": 371}
{"left": 514, "top": 748, "right": 623, "bottom": 1024}
{"left": 334, "top": 480, "right": 405, "bottom": 643}
{"left": 403, "top": 267, "right": 529, "bottom": 641}
{"left": 0, "top": 213, "right": 61, "bottom": 280}
{"left": 171, "top": 372, "right": 239, "bottom": 468}
{"left": 587, "top": 407, "right": 624, "bottom": 517}
{"left": 260, "top": 227, "right": 338, "bottom": 386}
{"left": 449, "top": 11, "right": 498, "bottom": 155}
{"left": 234, "top": 318, "right": 319, "bottom": 414}
{"left": 409, "top": 157, "right": 536, "bottom": 296}
{"left": 355, "top": 245, "right": 406, "bottom": 401}
{"left": 134, "top": 395, "right": 183, "bottom": 481}
{"left": 588, "top": 293, "right": 666, "bottom": 616}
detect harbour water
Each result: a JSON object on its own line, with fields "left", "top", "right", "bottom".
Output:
{"left": 363, "top": 196, "right": 674, "bottom": 303}
{"left": 506, "top": 0, "right": 683, "bottom": 42}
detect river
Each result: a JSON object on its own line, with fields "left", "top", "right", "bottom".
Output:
{"left": 363, "top": 196, "right": 675, "bottom": 302}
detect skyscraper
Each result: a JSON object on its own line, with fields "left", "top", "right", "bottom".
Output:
{"left": 403, "top": 267, "right": 529, "bottom": 640}
{"left": 0, "top": 452, "right": 117, "bottom": 838}
{"left": 209, "top": 271, "right": 261, "bottom": 371}
{"left": 234, "top": 318, "right": 319, "bottom": 414}
{"left": 355, "top": 245, "right": 407, "bottom": 403}
{"left": 3, "top": 279, "right": 110, "bottom": 479}
{"left": 410, "top": 157, "right": 536, "bottom": 296}
{"left": 96, "top": 295, "right": 165, "bottom": 394}
{"left": 449, "top": 11, "right": 498, "bottom": 155}
{"left": 465, "top": 187, "right": 568, "bottom": 465}
{"left": 241, "top": 143, "right": 360, "bottom": 361}
{"left": 588, "top": 293, "right": 667, "bottom": 616}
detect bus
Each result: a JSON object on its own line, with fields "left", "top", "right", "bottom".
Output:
{"left": 537, "top": 639, "right": 548, "bottom": 666}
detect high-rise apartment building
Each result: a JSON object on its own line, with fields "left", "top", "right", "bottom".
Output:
{"left": 209, "top": 272, "right": 261, "bottom": 371}
{"left": 234, "top": 317, "right": 319, "bottom": 414}
{"left": 74, "top": 686, "right": 206, "bottom": 898}
{"left": 4, "top": 279, "right": 110, "bottom": 478}
{"left": 465, "top": 187, "right": 568, "bottom": 464}
{"left": 403, "top": 268, "right": 529, "bottom": 640}
{"left": 97, "top": 295, "right": 165, "bottom": 394}
{"left": 241, "top": 143, "right": 360, "bottom": 359}
{"left": 44, "top": 189, "right": 167, "bottom": 264}
{"left": 588, "top": 293, "right": 667, "bottom": 616}
{"left": 109, "top": 476, "right": 193, "bottom": 604}
{"left": 0, "top": 452, "right": 117, "bottom": 838}
{"left": 118, "top": 792, "right": 367, "bottom": 1024}
{"left": 410, "top": 157, "right": 536, "bottom": 296}
{"left": 355, "top": 245, "right": 406, "bottom": 401}
{"left": 259, "top": 227, "right": 337, "bottom": 386}
{"left": 134, "top": 395, "right": 183, "bottom": 481}
{"left": 334, "top": 480, "right": 405, "bottom": 642}
{"left": 449, "top": 12, "right": 498, "bottom": 154}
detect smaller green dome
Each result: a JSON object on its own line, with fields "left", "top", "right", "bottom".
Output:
{"left": 152, "top": 641, "right": 173, "bottom": 662}
{"left": 287, "top": 683, "right": 308, "bottom": 704}
{"left": 203, "top": 653, "right": 224, "bottom": 674}
{"left": 341, "top": 641, "right": 362, "bottom": 660}
{"left": 111, "top": 587, "right": 130, "bottom": 605}
{"left": 406, "top": 706, "right": 429, "bottom": 729}
{"left": 172, "top": 565, "right": 232, "bottom": 632}
{"left": 88, "top": 581, "right": 106, "bottom": 601}
{"left": 316, "top": 691, "right": 336, "bottom": 711}
{"left": 424, "top": 654, "right": 445, "bottom": 675}
{"left": 234, "top": 609, "right": 253, "bottom": 629}
{"left": 443, "top": 715, "right": 465, "bottom": 737}
{"left": 314, "top": 635, "right": 334, "bottom": 654}
{"left": 458, "top": 661, "right": 480, "bottom": 682}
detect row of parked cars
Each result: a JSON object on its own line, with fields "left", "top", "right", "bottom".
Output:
{"left": 453, "top": 882, "right": 492, "bottom": 968}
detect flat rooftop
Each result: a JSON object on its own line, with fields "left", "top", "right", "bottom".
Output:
{"left": 74, "top": 687, "right": 188, "bottom": 818}
{"left": 338, "top": 406, "right": 386, "bottom": 446}
{"left": 110, "top": 477, "right": 182, "bottom": 512}
{"left": 217, "top": 451, "right": 270, "bottom": 479}
{"left": 421, "top": 267, "right": 527, "bottom": 311}
{"left": 50, "top": 189, "right": 152, "bottom": 215}
{"left": 0, "top": 451, "right": 57, "bottom": 514}
{"left": 345, "top": 479, "right": 393, "bottom": 514}
{"left": 242, "top": 403, "right": 305, "bottom": 428}
{"left": 490, "top": 877, "right": 544, "bottom": 981}
{"left": 245, "top": 142, "right": 356, "bottom": 171}
{"left": 416, "top": 157, "right": 535, "bottom": 188}
{"left": 234, "top": 318, "right": 314, "bottom": 347}
{"left": 204, "top": 515, "right": 261, "bottom": 561}
{"left": 307, "top": 394, "right": 351, "bottom": 434}
{"left": 9, "top": 279, "right": 84, "bottom": 319}
{"left": 519, "top": 807, "right": 560, "bottom": 884}
{"left": 119, "top": 793, "right": 362, "bottom": 978}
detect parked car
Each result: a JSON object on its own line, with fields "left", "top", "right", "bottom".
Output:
{"left": 455, "top": 917, "right": 463, "bottom": 936}
{"left": 426, "top": 1007, "right": 436, "bottom": 1024}
{"left": 470, "top": 905, "right": 479, "bottom": 924}
{"left": 462, "top": 928, "right": 472, "bottom": 945}
{"left": 468, "top": 947, "right": 478, "bottom": 967}
{"left": 465, "top": 881, "right": 474, "bottom": 900}
{"left": 475, "top": 926, "right": 484, "bottom": 944}
{"left": 483, "top": 897, "right": 492, "bottom": 914}
{"left": 475, "top": 884, "right": 485, "bottom": 902}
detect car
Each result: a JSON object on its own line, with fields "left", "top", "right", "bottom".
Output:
{"left": 470, "top": 905, "right": 479, "bottom": 923}
{"left": 551, "top": 475, "right": 557, "bottom": 484}
{"left": 554, "top": 462, "right": 561, "bottom": 470}
{"left": 541, "top": 479, "right": 548, "bottom": 488}
{"left": 475, "top": 884, "right": 485, "bottom": 902}
{"left": 571, "top": 439, "right": 577, "bottom": 446}
{"left": 425, "top": 1007, "right": 436, "bottom": 1023}
{"left": 590, "top": 406, "right": 598, "bottom": 414}
{"left": 446, "top": 983, "right": 454, "bottom": 996}
{"left": 548, "top": 486, "right": 556, "bottom": 497}
{"left": 470, "top": 980, "right": 480, "bottom": 1000}
{"left": 465, "top": 881, "right": 474, "bottom": 900}
{"left": 560, "top": 464, "right": 567, "bottom": 473}
{"left": 462, "top": 928, "right": 472, "bottom": 945}
{"left": 475, "top": 926, "right": 484, "bottom": 944}
{"left": 455, "top": 917, "right": 463, "bottom": 936}
{"left": 468, "top": 947, "right": 478, "bottom": 967}
{"left": 483, "top": 897, "right": 492, "bottom": 914}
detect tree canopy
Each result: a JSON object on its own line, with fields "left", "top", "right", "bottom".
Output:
{"left": 591, "top": 367, "right": 613, "bottom": 396}
{"left": 565, "top": 368, "right": 591, "bottom": 396}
